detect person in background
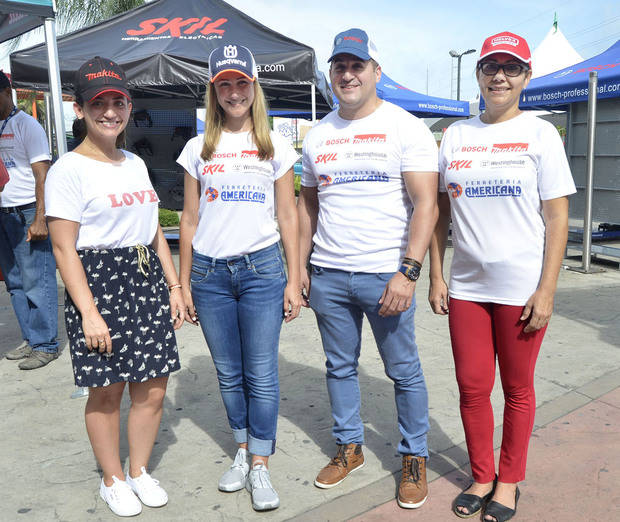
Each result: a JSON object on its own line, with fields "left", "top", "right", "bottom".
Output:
{"left": 298, "top": 28, "right": 438, "bottom": 510}
{"left": 46, "top": 57, "right": 185, "bottom": 517}
{"left": 177, "top": 44, "right": 301, "bottom": 511}
{"left": 428, "top": 32, "right": 575, "bottom": 522}
{"left": 0, "top": 70, "right": 59, "bottom": 369}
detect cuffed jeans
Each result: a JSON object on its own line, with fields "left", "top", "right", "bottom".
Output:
{"left": 191, "top": 243, "right": 286, "bottom": 457}
{"left": 309, "top": 265, "right": 429, "bottom": 457}
{"left": 0, "top": 207, "right": 58, "bottom": 353}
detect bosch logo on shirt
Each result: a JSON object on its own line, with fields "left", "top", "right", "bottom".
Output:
{"left": 202, "top": 163, "right": 225, "bottom": 175}
{"left": 461, "top": 145, "right": 488, "bottom": 153}
{"left": 491, "top": 143, "right": 529, "bottom": 153}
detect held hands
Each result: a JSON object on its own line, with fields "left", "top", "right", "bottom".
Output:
{"left": 428, "top": 278, "right": 449, "bottom": 315}
{"left": 181, "top": 287, "right": 199, "bottom": 326}
{"left": 168, "top": 287, "right": 186, "bottom": 330}
{"left": 82, "top": 308, "right": 112, "bottom": 354}
{"left": 283, "top": 282, "right": 303, "bottom": 323}
{"left": 26, "top": 214, "right": 48, "bottom": 242}
{"left": 378, "top": 272, "right": 415, "bottom": 317}
{"left": 521, "top": 288, "right": 554, "bottom": 333}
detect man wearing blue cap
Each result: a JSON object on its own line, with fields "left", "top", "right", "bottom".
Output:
{"left": 298, "top": 28, "right": 438, "bottom": 509}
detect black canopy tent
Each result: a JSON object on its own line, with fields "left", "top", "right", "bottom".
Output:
{"left": 9, "top": 0, "right": 332, "bottom": 115}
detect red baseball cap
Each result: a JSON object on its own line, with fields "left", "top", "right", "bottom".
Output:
{"left": 479, "top": 32, "right": 531, "bottom": 64}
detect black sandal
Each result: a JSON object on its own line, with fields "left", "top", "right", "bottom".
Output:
{"left": 484, "top": 486, "right": 520, "bottom": 522}
{"left": 452, "top": 480, "right": 496, "bottom": 519}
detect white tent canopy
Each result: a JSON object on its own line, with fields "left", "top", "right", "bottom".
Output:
{"left": 531, "top": 24, "right": 583, "bottom": 79}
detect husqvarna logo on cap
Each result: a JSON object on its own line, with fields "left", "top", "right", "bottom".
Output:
{"left": 208, "top": 44, "right": 258, "bottom": 82}
{"left": 223, "top": 45, "right": 238, "bottom": 59}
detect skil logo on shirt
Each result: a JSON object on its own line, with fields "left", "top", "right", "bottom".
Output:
{"left": 447, "top": 160, "right": 472, "bottom": 171}
{"left": 124, "top": 17, "right": 228, "bottom": 40}
{"left": 353, "top": 134, "right": 386, "bottom": 144}
{"left": 491, "top": 143, "right": 529, "bottom": 154}
{"left": 202, "top": 164, "right": 225, "bottom": 175}
{"left": 241, "top": 150, "right": 259, "bottom": 158}
{"left": 107, "top": 190, "right": 159, "bottom": 207}
{"left": 205, "top": 187, "right": 219, "bottom": 201}
{"left": 315, "top": 153, "right": 338, "bottom": 164}
{"left": 447, "top": 183, "right": 463, "bottom": 198}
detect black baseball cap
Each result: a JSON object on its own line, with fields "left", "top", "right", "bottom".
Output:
{"left": 74, "top": 57, "right": 130, "bottom": 102}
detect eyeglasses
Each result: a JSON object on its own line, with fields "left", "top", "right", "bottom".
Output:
{"left": 477, "top": 62, "right": 529, "bottom": 77}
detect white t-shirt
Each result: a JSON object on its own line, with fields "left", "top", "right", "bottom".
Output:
{"left": 301, "top": 101, "right": 438, "bottom": 272}
{"left": 45, "top": 151, "right": 159, "bottom": 250}
{"left": 0, "top": 110, "right": 51, "bottom": 207}
{"left": 177, "top": 130, "right": 298, "bottom": 258}
{"left": 439, "top": 113, "right": 576, "bottom": 305}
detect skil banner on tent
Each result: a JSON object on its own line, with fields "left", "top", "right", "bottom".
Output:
{"left": 0, "top": 0, "right": 54, "bottom": 42}
{"left": 123, "top": 15, "right": 229, "bottom": 41}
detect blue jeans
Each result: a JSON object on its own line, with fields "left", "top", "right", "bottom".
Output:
{"left": 309, "top": 265, "right": 429, "bottom": 457}
{"left": 0, "top": 207, "right": 58, "bottom": 353}
{"left": 191, "top": 243, "right": 286, "bottom": 457}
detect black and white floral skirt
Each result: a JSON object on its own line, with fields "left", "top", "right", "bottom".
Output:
{"left": 64, "top": 245, "right": 180, "bottom": 387}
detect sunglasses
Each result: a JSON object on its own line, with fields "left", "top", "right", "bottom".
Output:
{"left": 477, "top": 62, "right": 529, "bottom": 77}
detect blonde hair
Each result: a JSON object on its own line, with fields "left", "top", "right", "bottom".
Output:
{"left": 201, "top": 80, "right": 274, "bottom": 162}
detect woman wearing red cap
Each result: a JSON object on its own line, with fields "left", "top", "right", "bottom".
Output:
{"left": 177, "top": 44, "right": 301, "bottom": 511}
{"left": 45, "top": 57, "right": 185, "bottom": 517}
{"left": 429, "top": 32, "right": 575, "bottom": 521}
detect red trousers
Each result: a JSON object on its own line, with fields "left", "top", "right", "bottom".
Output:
{"left": 448, "top": 298, "right": 547, "bottom": 483}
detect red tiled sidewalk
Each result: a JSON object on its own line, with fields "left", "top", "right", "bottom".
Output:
{"left": 352, "top": 388, "right": 620, "bottom": 521}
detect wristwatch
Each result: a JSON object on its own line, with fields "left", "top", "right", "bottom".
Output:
{"left": 398, "top": 263, "right": 421, "bottom": 282}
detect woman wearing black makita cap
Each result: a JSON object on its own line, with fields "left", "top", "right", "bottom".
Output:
{"left": 45, "top": 57, "right": 185, "bottom": 517}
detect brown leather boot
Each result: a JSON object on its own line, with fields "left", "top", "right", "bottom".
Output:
{"left": 314, "top": 443, "right": 365, "bottom": 489}
{"left": 397, "top": 455, "right": 428, "bottom": 509}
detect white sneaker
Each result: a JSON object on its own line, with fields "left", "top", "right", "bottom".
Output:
{"left": 126, "top": 466, "right": 168, "bottom": 507}
{"left": 99, "top": 476, "right": 142, "bottom": 517}
{"left": 219, "top": 447, "right": 250, "bottom": 492}
{"left": 246, "top": 463, "right": 280, "bottom": 511}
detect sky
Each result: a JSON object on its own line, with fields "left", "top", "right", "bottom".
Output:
{"left": 1, "top": 0, "right": 618, "bottom": 105}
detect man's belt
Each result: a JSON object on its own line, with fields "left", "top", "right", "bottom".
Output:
{"left": 0, "top": 201, "right": 37, "bottom": 213}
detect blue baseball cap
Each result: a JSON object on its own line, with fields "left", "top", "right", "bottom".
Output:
{"left": 328, "top": 28, "right": 380, "bottom": 63}
{"left": 208, "top": 44, "right": 258, "bottom": 83}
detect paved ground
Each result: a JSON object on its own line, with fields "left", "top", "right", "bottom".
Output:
{"left": 1, "top": 249, "right": 619, "bottom": 521}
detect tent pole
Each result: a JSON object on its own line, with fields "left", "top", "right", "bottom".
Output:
{"left": 311, "top": 84, "right": 316, "bottom": 123}
{"left": 44, "top": 17, "right": 67, "bottom": 158}
{"left": 44, "top": 92, "right": 53, "bottom": 152}
{"left": 582, "top": 71, "right": 597, "bottom": 272}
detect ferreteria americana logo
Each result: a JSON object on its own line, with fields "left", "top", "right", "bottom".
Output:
{"left": 123, "top": 16, "right": 228, "bottom": 41}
